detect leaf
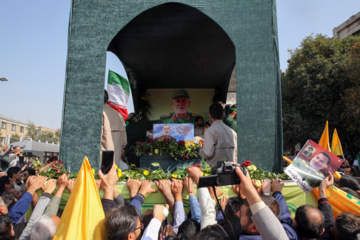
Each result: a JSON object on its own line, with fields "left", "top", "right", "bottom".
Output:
{"left": 151, "top": 162, "right": 160, "bottom": 167}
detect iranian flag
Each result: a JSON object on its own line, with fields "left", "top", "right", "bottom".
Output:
{"left": 107, "top": 70, "right": 130, "bottom": 120}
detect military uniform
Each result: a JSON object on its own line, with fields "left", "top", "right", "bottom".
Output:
{"left": 155, "top": 135, "right": 176, "bottom": 142}
{"left": 223, "top": 116, "right": 237, "bottom": 132}
{"left": 160, "top": 112, "right": 199, "bottom": 125}
{"left": 160, "top": 89, "right": 201, "bottom": 126}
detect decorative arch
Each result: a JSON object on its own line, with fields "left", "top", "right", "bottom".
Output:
{"left": 108, "top": 2, "right": 235, "bottom": 110}
{"left": 60, "top": 0, "right": 283, "bottom": 173}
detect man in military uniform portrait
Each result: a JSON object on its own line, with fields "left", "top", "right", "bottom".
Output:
{"left": 160, "top": 89, "right": 200, "bottom": 126}
{"left": 292, "top": 151, "right": 332, "bottom": 188}
{"left": 155, "top": 125, "right": 176, "bottom": 142}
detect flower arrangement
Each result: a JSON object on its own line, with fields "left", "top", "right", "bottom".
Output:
{"left": 37, "top": 160, "right": 70, "bottom": 179}
{"left": 118, "top": 162, "right": 172, "bottom": 181}
{"left": 31, "top": 158, "right": 290, "bottom": 182}
{"left": 242, "top": 161, "right": 290, "bottom": 180}
{"left": 133, "top": 139, "right": 201, "bottom": 160}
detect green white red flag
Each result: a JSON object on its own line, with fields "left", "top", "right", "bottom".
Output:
{"left": 107, "top": 70, "right": 130, "bottom": 120}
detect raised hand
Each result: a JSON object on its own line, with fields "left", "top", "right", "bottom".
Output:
{"left": 171, "top": 179, "right": 183, "bottom": 202}
{"left": 183, "top": 177, "right": 195, "bottom": 196}
{"left": 127, "top": 177, "right": 142, "bottom": 198}
{"left": 138, "top": 180, "right": 157, "bottom": 197}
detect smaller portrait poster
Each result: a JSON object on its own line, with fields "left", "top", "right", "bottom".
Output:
{"left": 153, "top": 124, "right": 194, "bottom": 142}
{"left": 284, "top": 140, "right": 344, "bottom": 193}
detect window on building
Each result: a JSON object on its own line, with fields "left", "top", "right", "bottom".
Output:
{"left": 20, "top": 126, "right": 24, "bottom": 133}
{"left": 1, "top": 122, "right": 6, "bottom": 129}
{"left": 11, "top": 124, "right": 16, "bottom": 131}
{"left": 0, "top": 137, "right": 4, "bottom": 144}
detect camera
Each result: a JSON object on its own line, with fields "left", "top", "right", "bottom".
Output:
{"left": 197, "top": 161, "right": 247, "bottom": 188}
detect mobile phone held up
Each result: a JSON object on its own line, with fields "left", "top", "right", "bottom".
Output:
{"left": 101, "top": 151, "right": 114, "bottom": 175}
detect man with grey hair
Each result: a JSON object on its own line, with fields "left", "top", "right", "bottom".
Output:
{"left": 29, "top": 215, "right": 58, "bottom": 240}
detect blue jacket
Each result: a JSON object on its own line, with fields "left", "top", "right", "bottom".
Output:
{"left": 8, "top": 192, "right": 33, "bottom": 224}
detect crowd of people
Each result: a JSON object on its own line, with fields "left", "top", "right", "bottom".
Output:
{"left": 0, "top": 94, "right": 359, "bottom": 239}
{"left": 0, "top": 158, "right": 359, "bottom": 240}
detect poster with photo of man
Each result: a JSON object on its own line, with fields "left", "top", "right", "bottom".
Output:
{"left": 153, "top": 123, "right": 194, "bottom": 142}
{"left": 285, "top": 140, "right": 344, "bottom": 193}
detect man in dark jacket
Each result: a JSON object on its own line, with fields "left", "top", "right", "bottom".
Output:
{"left": 294, "top": 172, "right": 334, "bottom": 240}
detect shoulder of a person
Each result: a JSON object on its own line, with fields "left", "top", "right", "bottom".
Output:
{"left": 160, "top": 113, "right": 172, "bottom": 119}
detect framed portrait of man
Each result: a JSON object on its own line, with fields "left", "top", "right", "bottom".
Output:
{"left": 153, "top": 123, "right": 194, "bottom": 142}
{"left": 301, "top": 144, "right": 316, "bottom": 159}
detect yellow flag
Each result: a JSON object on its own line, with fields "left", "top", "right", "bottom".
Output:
{"left": 313, "top": 186, "right": 360, "bottom": 219}
{"left": 318, "top": 121, "right": 331, "bottom": 152}
{"left": 53, "top": 157, "right": 105, "bottom": 240}
{"left": 331, "top": 129, "right": 344, "bottom": 156}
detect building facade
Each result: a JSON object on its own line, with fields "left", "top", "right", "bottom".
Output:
{"left": 333, "top": 11, "right": 360, "bottom": 39}
{"left": 0, "top": 117, "right": 58, "bottom": 145}
{"left": 0, "top": 117, "right": 29, "bottom": 145}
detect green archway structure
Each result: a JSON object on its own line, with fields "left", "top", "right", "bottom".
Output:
{"left": 60, "top": 0, "right": 283, "bottom": 173}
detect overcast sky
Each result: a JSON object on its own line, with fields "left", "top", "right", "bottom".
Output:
{"left": 0, "top": 1, "right": 358, "bottom": 130}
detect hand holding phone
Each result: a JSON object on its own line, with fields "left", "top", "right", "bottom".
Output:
{"left": 101, "top": 151, "right": 114, "bottom": 174}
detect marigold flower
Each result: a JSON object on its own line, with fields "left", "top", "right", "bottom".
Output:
{"left": 254, "top": 180, "right": 261, "bottom": 188}
{"left": 117, "top": 169, "right": 123, "bottom": 178}
{"left": 92, "top": 168, "right": 95, "bottom": 175}
{"left": 172, "top": 173, "right": 178, "bottom": 178}
{"left": 143, "top": 170, "right": 149, "bottom": 176}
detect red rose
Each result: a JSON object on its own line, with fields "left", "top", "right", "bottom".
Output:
{"left": 179, "top": 140, "right": 185, "bottom": 146}
{"left": 181, "top": 155, "right": 184, "bottom": 157}
{"left": 164, "top": 139, "right": 169, "bottom": 143}
{"left": 196, "top": 163, "right": 201, "bottom": 168}
{"left": 57, "top": 170, "right": 60, "bottom": 174}
{"left": 241, "top": 160, "right": 252, "bottom": 167}
{"left": 67, "top": 172, "right": 70, "bottom": 174}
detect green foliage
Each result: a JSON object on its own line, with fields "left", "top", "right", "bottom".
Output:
{"left": 10, "top": 133, "right": 20, "bottom": 143}
{"left": 282, "top": 34, "right": 360, "bottom": 155}
{"left": 247, "top": 165, "right": 290, "bottom": 180}
{"left": 26, "top": 122, "right": 38, "bottom": 141}
{"left": 36, "top": 160, "right": 69, "bottom": 179}
{"left": 133, "top": 140, "right": 201, "bottom": 160}
{"left": 55, "top": 129, "right": 61, "bottom": 139}
{"left": 34, "top": 159, "right": 290, "bottom": 182}
{"left": 40, "top": 131, "right": 60, "bottom": 144}
{"left": 342, "top": 43, "right": 360, "bottom": 139}
{"left": 117, "top": 163, "right": 172, "bottom": 182}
